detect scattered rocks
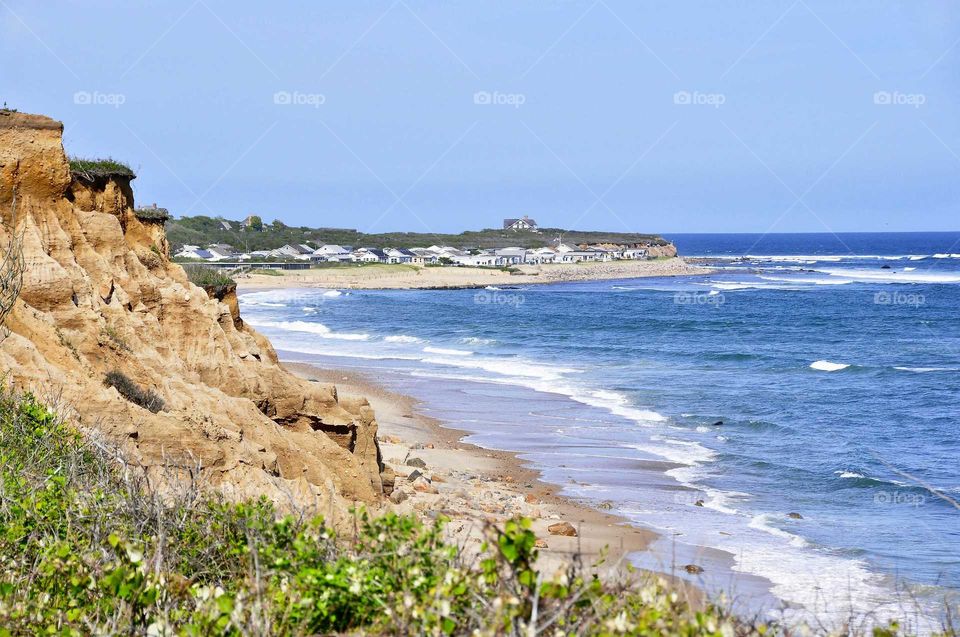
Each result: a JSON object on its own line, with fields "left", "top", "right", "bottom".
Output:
{"left": 381, "top": 435, "right": 403, "bottom": 444}
{"left": 389, "top": 490, "right": 408, "bottom": 504}
{"left": 406, "top": 457, "right": 427, "bottom": 469}
{"left": 413, "top": 478, "right": 438, "bottom": 494}
{"left": 684, "top": 564, "right": 704, "bottom": 575}
{"left": 524, "top": 494, "right": 539, "bottom": 504}
{"left": 547, "top": 522, "right": 578, "bottom": 537}
{"left": 408, "top": 469, "right": 424, "bottom": 482}
{"left": 787, "top": 512, "right": 803, "bottom": 520}
{"left": 712, "top": 421, "right": 724, "bottom": 427}
{"left": 431, "top": 474, "right": 445, "bottom": 483}
{"left": 598, "top": 500, "right": 613, "bottom": 510}
{"left": 694, "top": 500, "right": 705, "bottom": 507}
{"left": 534, "top": 538, "right": 549, "bottom": 549}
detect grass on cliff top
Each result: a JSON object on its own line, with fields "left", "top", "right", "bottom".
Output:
{"left": 0, "top": 388, "right": 949, "bottom": 636}
{"left": 185, "top": 264, "right": 236, "bottom": 289}
{"left": 133, "top": 206, "right": 171, "bottom": 222}
{"left": 68, "top": 156, "right": 136, "bottom": 181}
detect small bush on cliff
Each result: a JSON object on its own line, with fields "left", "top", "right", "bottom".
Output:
{"left": 69, "top": 156, "right": 136, "bottom": 181}
{"left": 104, "top": 370, "right": 165, "bottom": 413}
{"left": 133, "top": 206, "right": 171, "bottom": 222}
{"left": 186, "top": 265, "right": 236, "bottom": 302}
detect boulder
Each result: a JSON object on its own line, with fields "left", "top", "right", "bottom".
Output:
{"left": 547, "top": 522, "right": 578, "bottom": 537}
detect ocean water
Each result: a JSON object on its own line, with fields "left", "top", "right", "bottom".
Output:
{"left": 240, "top": 232, "right": 960, "bottom": 631}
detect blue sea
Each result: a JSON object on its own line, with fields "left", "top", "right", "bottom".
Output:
{"left": 240, "top": 232, "right": 960, "bottom": 630}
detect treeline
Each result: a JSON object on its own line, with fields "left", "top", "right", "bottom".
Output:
{"left": 165, "top": 215, "right": 669, "bottom": 252}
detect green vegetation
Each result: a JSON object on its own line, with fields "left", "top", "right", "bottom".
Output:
{"left": 103, "top": 370, "right": 165, "bottom": 413}
{"left": 0, "top": 390, "right": 947, "bottom": 635}
{"left": 68, "top": 157, "right": 136, "bottom": 181}
{"left": 134, "top": 207, "right": 171, "bottom": 223}
{"left": 166, "top": 215, "right": 669, "bottom": 253}
{"left": 185, "top": 265, "right": 236, "bottom": 294}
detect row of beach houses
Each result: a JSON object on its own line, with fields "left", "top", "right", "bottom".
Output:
{"left": 174, "top": 242, "right": 652, "bottom": 267}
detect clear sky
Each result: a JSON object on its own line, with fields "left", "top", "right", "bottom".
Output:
{"left": 3, "top": 1, "right": 959, "bottom": 233}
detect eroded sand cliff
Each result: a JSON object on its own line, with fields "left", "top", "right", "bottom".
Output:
{"left": 0, "top": 111, "right": 385, "bottom": 519}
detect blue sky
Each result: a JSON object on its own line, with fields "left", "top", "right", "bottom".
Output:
{"left": 2, "top": 1, "right": 959, "bottom": 233}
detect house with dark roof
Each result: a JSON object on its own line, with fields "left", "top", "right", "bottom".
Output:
{"left": 502, "top": 215, "right": 538, "bottom": 232}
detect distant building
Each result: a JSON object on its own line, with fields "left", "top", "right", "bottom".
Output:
{"left": 503, "top": 215, "right": 538, "bottom": 232}
{"left": 174, "top": 246, "right": 214, "bottom": 260}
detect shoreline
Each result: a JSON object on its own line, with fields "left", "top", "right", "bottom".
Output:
{"left": 247, "top": 280, "right": 951, "bottom": 632}
{"left": 236, "top": 257, "right": 714, "bottom": 290}
{"left": 284, "top": 361, "right": 677, "bottom": 581}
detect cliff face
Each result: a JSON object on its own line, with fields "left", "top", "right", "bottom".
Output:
{"left": 647, "top": 243, "right": 678, "bottom": 258}
{"left": 0, "top": 111, "right": 384, "bottom": 517}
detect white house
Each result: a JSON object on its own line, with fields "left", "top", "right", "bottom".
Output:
{"left": 526, "top": 247, "right": 557, "bottom": 264}
{"left": 622, "top": 248, "right": 648, "bottom": 260}
{"left": 174, "top": 246, "right": 214, "bottom": 260}
{"left": 453, "top": 254, "right": 498, "bottom": 267}
{"left": 409, "top": 248, "right": 439, "bottom": 265}
{"left": 271, "top": 244, "right": 313, "bottom": 259}
{"left": 206, "top": 246, "right": 235, "bottom": 261}
{"left": 384, "top": 248, "right": 414, "bottom": 264}
{"left": 314, "top": 244, "right": 349, "bottom": 258}
{"left": 494, "top": 247, "right": 526, "bottom": 265}
{"left": 558, "top": 249, "right": 602, "bottom": 263}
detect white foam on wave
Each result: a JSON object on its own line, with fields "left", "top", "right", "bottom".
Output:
{"left": 633, "top": 436, "right": 716, "bottom": 466}
{"left": 460, "top": 336, "right": 496, "bottom": 346}
{"left": 384, "top": 335, "right": 424, "bottom": 343}
{"left": 835, "top": 470, "right": 865, "bottom": 479}
{"left": 416, "top": 353, "right": 668, "bottom": 427}
{"left": 322, "top": 290, "right": 344, "bottom": 297}
{"left": 423, "top": 346, "right": 473, "bottom": 356}
{"left": 758, "top": 275, "right": 853, "bottom": 286}
{"left": 732, "top": 514, "right": 938, "bottom": 631}
{"left": 818, "top": 267, "right": 960, "bottom": 284}
{"left": 245, "top": 318, "right": 370, "bottom": 341}
{"left": 810, "top": 360, "right": 850, "bottom": 372}
{"left": 893, "top": 366, "right": 959, "bottom": 373}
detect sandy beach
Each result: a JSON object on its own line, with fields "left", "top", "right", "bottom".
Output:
{"left": 283, "top": 362, "right": 681, "bottom": 582}
{"left": 238, "top": 257, "right": 712, "bottom": 290}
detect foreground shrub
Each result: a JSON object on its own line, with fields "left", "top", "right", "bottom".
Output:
{"left": 103, "top": 370, "right": 165, "bottom": 413}
{"left": 0, "top": 389, "right": 949, "bottom": 636}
